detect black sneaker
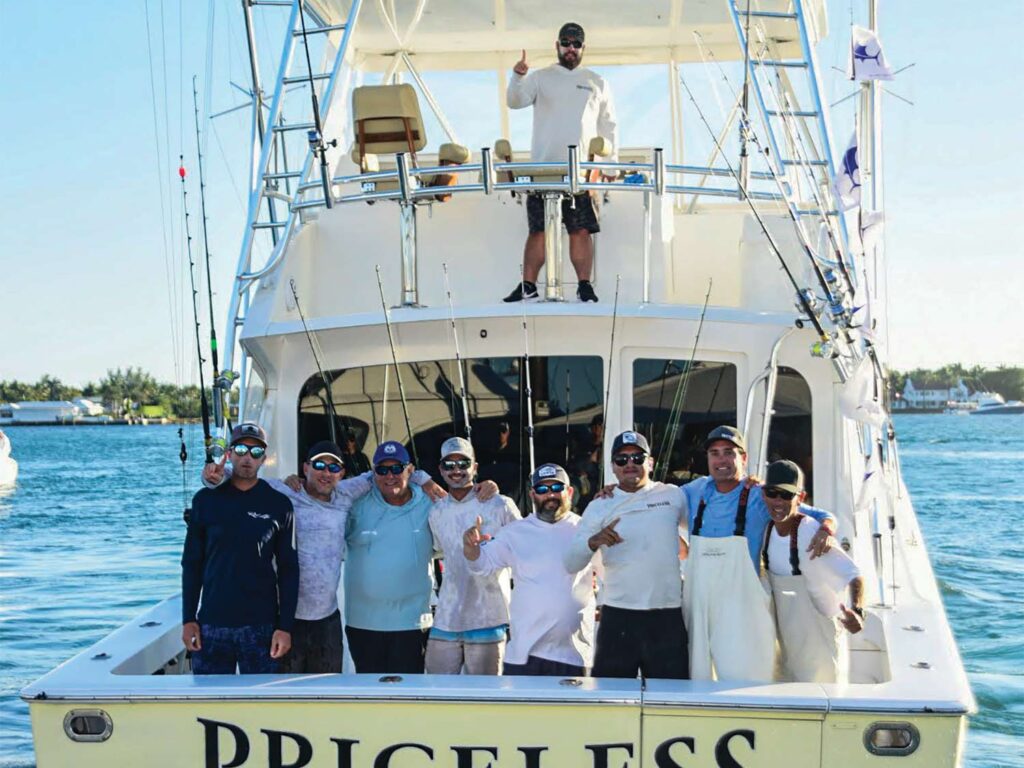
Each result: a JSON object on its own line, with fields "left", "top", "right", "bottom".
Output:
{"left": 503, "top": 281, "right": 539, "bottom": 302}
{"left": 577, "top": 280, "right": 598, "bottom": 302}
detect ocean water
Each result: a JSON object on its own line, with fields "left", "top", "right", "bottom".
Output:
{"left": 0, "top": 417, "right": 1021, "bottom": 766}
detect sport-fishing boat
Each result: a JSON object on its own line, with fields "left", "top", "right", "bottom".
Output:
{"left": 968, "top": 394, "right": 1024, "bottom": 416}
{"left": 23, "top": 1, "right": 974, "bottom": 765}
{"left": 0, "top": 429, "right": 17, "bottom": 487}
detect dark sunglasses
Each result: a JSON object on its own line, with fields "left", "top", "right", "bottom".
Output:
{"left": 612, "top": 453, "right": 647, "bottom": 466}
{"left": 763, "top": 487, "right": 796, "bottom": 501}
{"left": 533, "top": 482, "right": 566, "bottom": 495}
{"left": 311, "top": 459, "right": 343, "bottom": 474}
{"left": 374, "top": 463, "right": 407, "bottom": 476}
{"left": 559, "top": 38, "right": 583, "bottom": 49}
{"left": 441, "top": 458, "right": 473, "bottom": 471}
{"left": 231, "top": 444, "right": 266, "bottom": 459}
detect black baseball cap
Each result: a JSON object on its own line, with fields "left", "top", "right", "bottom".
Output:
{"left": 611, "top": 430, "right": 651, "bottom": 454}
{"left": 230, "top": 422, "right": 267, "bottom": 447}
{"left": 558, "top": 22, "right": 585, "bottom": 42}
{"left": 765, "top": 460, "right": 804, "bottom": 494}
{"left": 307, "top": 440, "right": 343, "bottom": 463}
{"left": 703, "top": 425, "right": 746, "bottom": 453}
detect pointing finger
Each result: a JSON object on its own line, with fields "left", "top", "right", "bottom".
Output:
{"left": 607, "top": 517, "right": 620, "bottom": 530}
{"left": 475, "top": 515, "right": 483, "bottom": 528}
{"left": 520, "top": 49, "right": 526, "bottom": 62}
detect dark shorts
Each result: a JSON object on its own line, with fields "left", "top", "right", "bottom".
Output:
{"left": 279, "top": 609, "right": 344, "bottom": 674}
{"left": 592, "top": 606, "right": 689, "bottom": 680}
{"left": 191, "top": 623, "right": 277, "bottom": 675}
{"left": 526, "top": 192, "right": 600, "bottom": 234}
{"left": 502, "top": 655, "right": 585, "bottom": 678}
{"left": 345, "top": 626, "right": 428, "bottom": 674}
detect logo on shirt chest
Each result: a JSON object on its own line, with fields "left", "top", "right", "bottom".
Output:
{"left": 247, "top": 511, "right": 271, "bottom": 520}
{"left": 575, "top": 84, "right": 594, "bottom": 92}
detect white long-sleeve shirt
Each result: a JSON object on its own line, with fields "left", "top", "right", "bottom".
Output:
{"left": 429, "top": 490, "right": 520, "bottom": 632}
{"left": 506, "top": 64, "right": 618, "bottom": 163}
{"left": 564, "top": 481, "right": 689, "bottom": 611}
{"left": 467, "top": 514, "right": 601, "bottom": 667}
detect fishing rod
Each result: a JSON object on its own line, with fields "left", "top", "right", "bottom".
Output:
{"left": 676, "top": 74, "right": 834, "bottom": 352}
{"left": 289, "top": 278, "right": 339, "bottom": 445}
{"left": 656, "top": 279, "right": 712, "bottom": 482}
{"left": 297, "top": 0, "right": 336, "bottom": 208}
{"left": 178, "top": 156, "right": 214, "bottom": 462}
{"left": 600, "top": 275, "right": 622, "bottom": 485}
{"left": 518, "top": 269, "right": 535, "bottom": 476}
{"left": 442, "top": 263, "right": 471, "bottom": 439}
{"left": 375, "top": 265, "right": 418, "bottom": 465}
{"left": 190, "top": 77, "right": 226, "bottom": 456}
{"left": 695, "top": 35, "right": 857, "bottom": 335}
{"left": 738, "top": 0, "right": 753, "bottom": 193}
{"left": 564, "top": 369, "right": 571, "bottom": 467}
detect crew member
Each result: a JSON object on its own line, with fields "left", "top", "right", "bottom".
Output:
{"left": 564, "top": 431, "right": 690, "bottom": 679}
{"left": 464, "top": 464, "right": 601, "bottom": 677}
{"left": 201, "top": 439, "right": 444, "bottom": 674}
{"left": 503, "top": 22, "right": 618, "bottom": 304}
{"left": 682, "top": 426, "right": 838, "bottom": 682}
{"left": 426, "top": 437, "right": 520, "bottom": 675}
{"left": 761, "top": 460, "right": 865, "bottom": 683}
{"left": 181, "top": 422, "right": 297, "bottom": 674}
{"left": 344, "top": 441, "right": 435, "bottom": 673}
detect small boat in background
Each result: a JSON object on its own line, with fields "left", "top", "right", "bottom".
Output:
{"left": 0, "top": 429, "right": 17, "bottom": 487}
{"left": 970, "top": 394, "right": 1024, "bottom": 415}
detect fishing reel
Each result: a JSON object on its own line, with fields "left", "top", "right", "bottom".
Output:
{"left": 307, "top": 129, "right": 337, "bottom": 153}
{"left": 810, "top": 339, "right": 838, "bottom": 359}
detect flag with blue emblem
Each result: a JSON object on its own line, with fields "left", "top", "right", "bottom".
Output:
{"left": 847, "top": 25, "right": 894, "bottom": 81}
{"left": 834, "top": 131, "right": 861, "bottom": 210}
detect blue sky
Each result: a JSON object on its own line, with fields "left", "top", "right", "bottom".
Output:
{"left": 1, "top": 1, "right": 1021, "bottom": 387}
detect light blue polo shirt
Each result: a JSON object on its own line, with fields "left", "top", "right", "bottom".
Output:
{"left": 682, "top": 476, "right": 835, "bottom": 571}
{"left": 344, "top": 483, "right": 435, "bottom": 631}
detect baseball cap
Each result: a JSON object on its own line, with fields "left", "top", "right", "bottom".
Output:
{"left": 230, "top": 422, "right": 267, "bottom": 447}
{"left": 372, "top": 440, "right": 411, "bottom": 465}
{"left": 558, "top": 22, "right": 585, "bottom": 42}
{"left": 611, "top": 430, "right": 651, "bottom": 454}
{"left": 531, "top": 463, "right": 570, "bottom": 486}
{"left": 440, "top": 437, "right": 475, "bottom": 461}
{"left": 307, "top": 440, "right": 343, "bottom": 463}
{"left": 765, "top": 460, "right": 804, "bottom": 494}
{"left": 703, "top": 425, "right": 747, "bottom": 453}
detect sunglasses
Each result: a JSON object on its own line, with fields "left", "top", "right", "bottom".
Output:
{"left": 533, "top": 482, "right": 566, "bottom": 495}
{"left": 612, "top": 453, "right": 647, "bottom": 466}
{"left": 231, "top": 444, "right": 266, "bottom": 459}
{"left": 763, "top": 487, "right": 797, "bottom": 501}
{"left": 441, "top": 458, "right": 473, "bottom": 471}
{"left": 559, "top": 38, "right": 583, "bottom": 49}
{"left": 374, "top": 463, "right": 407, "bottom": 476}
{"left": 311, "top": 459, "right": 343, "bottom": 474}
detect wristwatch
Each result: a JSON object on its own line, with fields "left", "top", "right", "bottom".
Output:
{"left": 851, "top": 606, "right": 865, "bottom": 619}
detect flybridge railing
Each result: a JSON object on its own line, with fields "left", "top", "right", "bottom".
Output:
{"left": 240, "top": 145, "right": 836, "bottom": 306}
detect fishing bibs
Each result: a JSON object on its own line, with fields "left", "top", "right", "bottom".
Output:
{"left": 682, "top": 487, "right": 774, "bottom": 682}
{"left": 763, "top": 517, "right": 843, "bottom": 683}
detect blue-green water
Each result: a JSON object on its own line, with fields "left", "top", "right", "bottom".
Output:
{"left": 0, "top": 417, "right": 1021, "bottom": 766}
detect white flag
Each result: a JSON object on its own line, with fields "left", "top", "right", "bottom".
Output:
{"left": 834, "top": 131, "right": 861, "bottom": 210}
{"left": 839, "top": 355, "right": 887, "bottom": 429}
{"left": 854, "top": 454, "right": 885, "bottom": 514}
{"left": 848, "top": 25, "right": 894, "bottom": 81}
{"left": 860, "top": 210, "right": 885, "bottom": 254}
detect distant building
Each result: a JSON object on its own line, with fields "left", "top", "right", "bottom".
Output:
{"left": 893, "top": 378, "right": 970, "bottom": 411}
{"left": 4, "top": 401, "right": 80, "bottom": 423}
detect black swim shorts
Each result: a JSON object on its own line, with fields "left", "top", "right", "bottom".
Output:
{"left": 526, "top": 192, "right": 600, "bottom": 234}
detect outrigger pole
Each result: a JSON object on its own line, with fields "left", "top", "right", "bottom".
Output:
{"left": 442, "top": 263, "right": 472, "bottom": 440}
{"left": 190, "top": 77, "right": 226, "bottom": 455}
{"left": 375, "top": 265, "right": 418, "bottom": 465}
{"left": 177, "top": 157, "right": 214, "bottom": 463}
{"left": 289, "top": 279, "right": 340, "bottom": 445}
{"left": 297, "top": 0, "right": 336, "bottom": 208}
{"left": 600, "top": 275, "right": 622, "bottom": 485}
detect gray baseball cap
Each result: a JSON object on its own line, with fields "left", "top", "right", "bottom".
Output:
{"left": 765, "top": 460, "right": 804, "bottom": 494}
{"left": 611, "top": 430, "right": 651, "bottom": 454}
{"left": 230, "top": 422, "right": 267, "bottom": 447}
{"left": 440, "top": 437, "right": 475, "bottom": 461}
{"left": 531, "top": 463, "right": 570, "bottom": 486}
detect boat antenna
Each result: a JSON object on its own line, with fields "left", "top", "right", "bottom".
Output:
{"left": 297, "top": 0, "right": 337, "bottom": 208}
{"left": 676, "top": 74, "right": 833, "bottom": 350}
{"left": 375, "top": 266, "right": 418, "bottom": 465}
{"left": 442, "top": 263, "right": 471, "bottom": 439}
{"left": 289, "top": 278, "right": 339, "bottom": 445}
{"left": 518, "top": 268, "right": 536, "bottom": 477}
{"left": 191, "top": 76, "right": 226, "bottom": 457}
{"left": 178, "top": 157, "right": 214, "bottom": 463}
{"left": 656, "top": 279, "right": 712, "bottom": 481}
{"left": 600, "top": 275, "right": 622, "bottom": 485}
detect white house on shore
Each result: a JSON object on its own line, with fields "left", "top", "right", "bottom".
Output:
{"left": 0, "top": 399, "right": 108, "bottom": 424}
{"left": 892, "top": 378, "right": 970, "bottom": 410}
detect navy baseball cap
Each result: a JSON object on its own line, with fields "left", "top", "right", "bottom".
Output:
{"left": 532, "top": 463, "right": 570, "bottom": 486}
{"left": 558, "top": 22, "right": 584, "bottom": 42}
{"left": 703, "top": 425, "right": 747, "bottom": 453}
{"left": 611, "top": 430, "right": 651, "bottom": 454}
{"left": 373, "top": 440, "right": 411, "bottom": 465}
{"left": 230, "top": 422, "right": 267, "bottom": 447}
{"left": 307, "top": 440, "right": 343, "bottom": 463}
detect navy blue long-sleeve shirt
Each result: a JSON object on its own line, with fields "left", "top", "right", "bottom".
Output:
{"left": 181, "top": 479, "right": 299, "bottom": 632}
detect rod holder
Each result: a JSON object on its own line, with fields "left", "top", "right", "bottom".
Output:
{"left": 396, "top": 152, "right": 413, "bottom": 204}
{"left": 568, "top": 145, "right": 580, "bottom": 196}
{"left": 653, "top": 147, "right": 665, "bottom": 196}
{"left": 543, "top": 194, "right": 564, "bottom": 302}
{"left": 481, "top": 147, "right": 494, "bottom": 194}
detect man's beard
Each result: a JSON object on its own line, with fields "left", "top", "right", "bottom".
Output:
{"left": 557, "top": 51, "right": 581, "bottom": 70}
{"left": 536, "top": 498, "right": 569, "bottom": 523}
